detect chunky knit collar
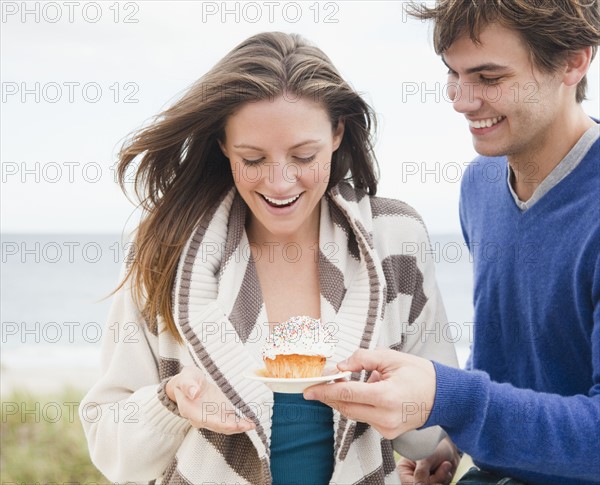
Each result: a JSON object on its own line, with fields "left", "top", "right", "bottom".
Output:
{"left": 172, "top": 182, "right": 387, "bottom": 481}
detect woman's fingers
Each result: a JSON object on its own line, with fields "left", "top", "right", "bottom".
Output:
{"left": 166, "top": 366, "right": 206, "bottom": 402}
{"left": 396, "top": 458, "right": 418, "bottom": 484}
{"left": 202, "top": 408, "right": 255, "bottom": 435}
{"left": 367, "top": 370, "right": 382, "bottom": 383}
{"left": 429, "top": 461, "right": 454, "bottom": 484}
{"left": 172, "top": 367, "right": 255, "bottom": 434}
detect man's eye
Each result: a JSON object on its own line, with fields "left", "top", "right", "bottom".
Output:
{"left": 294, "top": 155, "right": 316, "bottom": 163}
{"left": 480, "top": 76, "right": 501, "bottom": 85}
{"left": 242, "top": 157, "right": 264, "bottom": 165}
{"left": 446, "top": 70, "right": 459, "bottom": 82}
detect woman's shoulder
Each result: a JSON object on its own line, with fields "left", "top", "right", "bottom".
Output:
{"left": 368, "top": 195, "right": 432, "bottom": 253}
{"left": 368, "top": 195, "right": 425, "bottom": 227}
{"left": 330, "top": 181, "right": 430, "bottom": 244}
{"left": 332, "top": 182, "right": 425, "bottom": 224}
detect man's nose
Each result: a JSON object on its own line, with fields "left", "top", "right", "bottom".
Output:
{"left": 447, "top": 80, "right": 484, "bottom": 114}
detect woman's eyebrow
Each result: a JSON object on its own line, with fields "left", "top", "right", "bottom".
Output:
{"left": 233, "top": 139, "right": 322, "bottom": 150}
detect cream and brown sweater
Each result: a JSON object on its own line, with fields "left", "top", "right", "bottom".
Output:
{"left": 80, "top": 182, "right": 458, "bottom": 484}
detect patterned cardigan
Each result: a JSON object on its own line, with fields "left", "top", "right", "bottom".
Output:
{"left": 80, "top": 182, "right": 458, "bottom": 484}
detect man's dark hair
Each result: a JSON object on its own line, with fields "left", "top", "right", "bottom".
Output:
{"left": 408, "top": 0, "right": 600, "bottom": 102}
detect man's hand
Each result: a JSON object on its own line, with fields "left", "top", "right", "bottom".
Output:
{"left": 166, "top": 366, "right": 255, "bottom": 434}
{"left": 304, "top": 348, "right": 437, "bottom": 438}
{"left": 397, "top": 437, "right": 461, "bottom": 485}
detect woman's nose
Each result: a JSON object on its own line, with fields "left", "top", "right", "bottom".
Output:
{"left": 265, "top": 161, "right": 300, "bottom": 188}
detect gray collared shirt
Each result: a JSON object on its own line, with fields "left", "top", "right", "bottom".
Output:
{"left": 508, "top": 122, "right": 600, "bottom": 211}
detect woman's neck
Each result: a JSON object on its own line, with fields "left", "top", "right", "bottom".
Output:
{"left": 246, "top": 205, "right": 321, "bottom": 249}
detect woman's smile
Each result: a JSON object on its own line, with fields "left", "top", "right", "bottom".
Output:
{"left": 219, "top": 95, "right": 344, "bottom": 242}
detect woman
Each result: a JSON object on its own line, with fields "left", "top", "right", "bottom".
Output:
{"left": 80, "top": 32, "right": 458, "bottom": 484}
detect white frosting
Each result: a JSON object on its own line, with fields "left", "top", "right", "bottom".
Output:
{"left": 261, "top": 316, "right": 335, "bottom": 360}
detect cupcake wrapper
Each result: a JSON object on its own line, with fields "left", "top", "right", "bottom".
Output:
{"left": 264, "top": 354, "right": 326, "bottom": 378}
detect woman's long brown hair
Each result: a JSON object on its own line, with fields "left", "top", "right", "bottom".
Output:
{"left": 115, "top": 32, "right": 379, "bottom": 340}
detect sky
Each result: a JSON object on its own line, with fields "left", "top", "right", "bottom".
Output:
{"left": 2, "top": 0, "right": 599, "bottom": 235}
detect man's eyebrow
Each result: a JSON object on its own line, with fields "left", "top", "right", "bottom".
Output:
{"left": 442, "top": 56, "right": 510, "bottom": 74}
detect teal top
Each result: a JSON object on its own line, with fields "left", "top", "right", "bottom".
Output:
{"left": 270, "top": 392, "right": 334, "bottom": 485}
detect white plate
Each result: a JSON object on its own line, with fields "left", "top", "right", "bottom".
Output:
{"left": 243, "top": 366, "right": 351, "bottom": 394}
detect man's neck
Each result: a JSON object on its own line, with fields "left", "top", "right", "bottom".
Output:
{"left": 508, "top": 109, "right": 594, "bottom": 201}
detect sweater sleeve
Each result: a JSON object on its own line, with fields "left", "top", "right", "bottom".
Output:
{"left": 79, "top": 271, "right": 191, "bottom": 482}
{"left": 428, "top": 244, "right": 600, "bottom": 479}
{"left": 459, "top": 165, "right": 474, "bottom": 373}
{"left": 425, "top": 359, "right": 600, "bottom": 480}
{"left": 440, "top": 158, "right": 600, "bottom": 480}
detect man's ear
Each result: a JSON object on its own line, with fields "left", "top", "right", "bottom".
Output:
{"left": 562, "top": 46, "right": 593, "bottom": 87}
{"left": 332, "top": 119, "right": 345, "bottom": 151}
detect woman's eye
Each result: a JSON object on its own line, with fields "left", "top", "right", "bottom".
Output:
{"left": 242, "top": 157, "right": 264, "bottom": 165}
{"left": 294, "top": 155, "right": 316, "bottom": 163}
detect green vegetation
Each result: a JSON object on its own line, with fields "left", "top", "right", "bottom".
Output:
{"left": 1, "top": 388, "right": 474, "bottom": 484}
{"left": 1, "top": 388, "right": 107, "bottom": 484}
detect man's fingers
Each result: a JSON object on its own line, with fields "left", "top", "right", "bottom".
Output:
{"left": 309, "top": 391, "right": 393, "bottom": 434}
{"left": 306, "top": 380, "right": 411, "bottom": 438}
{"left": 304, "top": 382, "right": 377, "bottom": 420}
{"left": 337, "top": 348, "right": 402, "bottom": 373}
{"left": 327, "top": 400, "right": 378, "bottom": 424}
{"left": 304, "top": 381, "right": 378, "bottom": 406}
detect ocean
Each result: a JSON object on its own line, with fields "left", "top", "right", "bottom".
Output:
{"left": 1, "top": 233, "right": 473, "bottom": 371}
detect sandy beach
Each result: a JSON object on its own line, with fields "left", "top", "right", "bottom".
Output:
{"left": 1, "top": 366, "right": 100, "bottom": 397}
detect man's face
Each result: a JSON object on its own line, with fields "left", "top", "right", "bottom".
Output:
{"left": 443, "top": 23, "right": 566, "bottom": 161}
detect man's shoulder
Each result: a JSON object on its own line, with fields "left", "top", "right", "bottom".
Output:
{"left": 585, "top": 127, "right": 600, "bottom": 160}
{"left": 462, "top": 155, "right": 507, "bottom": 177}
{"left": 460, "top": 155, "right": 507, "bottom": 195}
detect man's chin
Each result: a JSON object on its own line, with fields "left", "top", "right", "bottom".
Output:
{"left": 472, "top": 141, "right": 506, "bottom": 159}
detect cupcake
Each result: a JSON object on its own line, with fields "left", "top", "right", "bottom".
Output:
{"left": 261, "top": 316, "right": 335, "bottom": 378}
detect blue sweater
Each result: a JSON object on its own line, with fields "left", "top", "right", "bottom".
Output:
{"left": 426, "top": 132, "right": 600, "bottom": 484}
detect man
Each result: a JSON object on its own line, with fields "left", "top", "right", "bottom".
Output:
{"left": 305, "top": 1, "right": 600, "bottom": 484}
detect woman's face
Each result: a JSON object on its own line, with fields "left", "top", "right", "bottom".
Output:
{"left": 219, "top": 95, "right": 344, "bottom": 242}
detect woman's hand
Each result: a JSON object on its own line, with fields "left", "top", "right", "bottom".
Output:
{"left": 166, "top": 366, "right": 255, "bottom": 434}
{"left": 396, "top": 437, "right": 461, "bottom": 485}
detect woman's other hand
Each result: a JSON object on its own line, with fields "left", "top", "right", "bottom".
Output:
{"left": 166, "top": 366, "right": 256, "bottom": 434}
{"left": 396, "top": 437, "right": 460, "bottom": 485}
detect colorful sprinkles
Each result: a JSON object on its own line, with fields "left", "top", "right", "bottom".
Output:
{"left": 261, "top": 315, "right": 335, "bottom": 359}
